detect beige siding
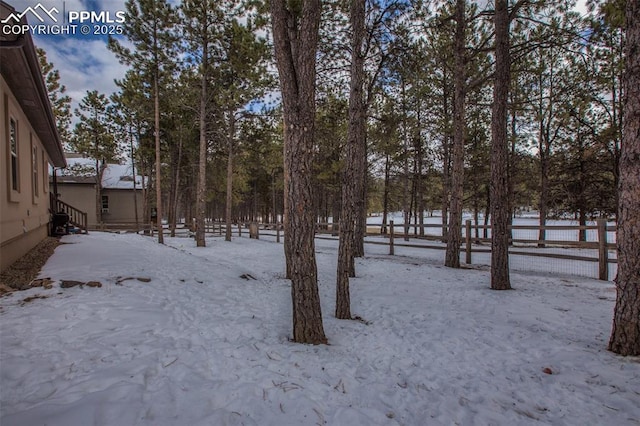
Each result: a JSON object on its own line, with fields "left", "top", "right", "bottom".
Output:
{"left": 101, "top": 189, "right": 143, "bottom": 224}
{"left": 55, "top": 183, "right": 97, "bottom": 227}
{"left": 55, "top": 183, "right": 144, "bottom": 228}
{"left": 1, "top": 76, "right": 53, "bottom": 271}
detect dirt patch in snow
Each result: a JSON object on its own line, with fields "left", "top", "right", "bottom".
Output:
{"left": 0, "top": 237, "right": 62, "bottom": 295}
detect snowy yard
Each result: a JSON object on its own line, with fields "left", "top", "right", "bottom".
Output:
{"left": 1, "top": 232, "right": 639, "bottom": 425}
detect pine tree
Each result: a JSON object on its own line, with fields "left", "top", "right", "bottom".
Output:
{"left": 109, "top": 0, "right": 178, "bottom": 244}
{"left": 587, "top": 0, "right": 625, "bottom": 210}
{"left": 336, "top": 0, "right": 365, "bottom": 320}
{"left": 314, "top": 93, "right": 347, "bottom": 232}
{"left": 490, "top": 0, "right": 511, "bottom": 290}
{"left": 217, "top": 16, "right": 270, "bottom": 242}
{"left": 112, "top": 70, "right": 155, "bottom": 226}
{"left": 444, "top": 0, "right": 467, "bottom": 268}
{"left": 271, "top": 0, "right": 327, "bottom": 344}
{"left": 608, "top": 0, "right": 640, "bottom": 356}
{"left": 72, "top": 91, "right": 120, "bottom": 225}
{"left": 110, "top": 73, "right": 152, "bottom": 230}
{"left": 37, "top": 48, "right": 72, "bottom": 147}
{"left": 181, "top": 0, "right": 224, "bottom": 247}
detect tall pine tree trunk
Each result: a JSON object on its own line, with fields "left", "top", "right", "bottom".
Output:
{"left": 353, "top": 135, "right": 367, "bottom": 257}
{"left": 130, "top": 125, "right": 139, "bottom": 232}
{"left": 170, "top": 134, "right": 182, "bottom": 237}
{"left": 490, "top": 0, "right": 511, "bottom": 290}
{"left": 142, "top": 159, "right": 151, "bottom": 225}
{"left": 271, "top": 0, "right": 326, "bottom": 344}
{"left": 95, "top": 158, "right": 102, "bottom": 225}
{"left": 441, "top": 140, "right": 450, "bottom": 242}
{"left": 336, "top": 0, "right": 365, "bottom": 320}
{"left": 382, "top": 152, "right": 390, "bottom": 235}
{"left": 225, "top": 117, "right": 234, "bottom": 242}
{"left": 537, "top": 63, "right": 553, "bottom": 248}
{"left": 353, "top": 167, "right": 366, "bottom": 257}
{"left": 154, "top": 75, "right": 163, "bottom": 244}
{"left": 609, "top": 0, "right": 640, "bottom": 356}
{"left": 509, "top": 89, "right": 518, "bottom": 243}
{"left": 168, "top": 140, "right": 177, "bottom": 237}
{"left": 538, "top": 148, "right": 549, "bottom": 247}
{"left": 402, "top": 81, "right": 410, "bottom": 241}
{"left": 331, "top": 189, "right": 340, "bottom": 236}
{"left": 196, "top": 45, "right": 208, "bottom": 247}
{"left": 283, "top": 153, "right": 291, "bottom": 279}
{"left": 441, "top": 61, "right": 451, "bottom": 243}
{"left": 445, "top": 0, "right": 466, "bottom": 268}
{"left": 416, "top": 106, "right": 424, "bottom": 237}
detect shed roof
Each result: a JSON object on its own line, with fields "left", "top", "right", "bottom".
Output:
{"left": 57, "top": 156, "right": 146, "bottom": 190}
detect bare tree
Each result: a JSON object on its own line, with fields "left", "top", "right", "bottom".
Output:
{"left": 271, "top": 0, "right": 327, "bottom": 344}
{"left": 609, "top": 0, "right": 640, "bottom": 356}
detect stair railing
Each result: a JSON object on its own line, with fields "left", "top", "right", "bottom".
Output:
{"left": 50, "top": 193, "right": 88, "bottom": 233}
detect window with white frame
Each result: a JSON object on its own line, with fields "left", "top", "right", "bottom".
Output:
{"left": 10, "top": 117, "right": 18, "bottom": 191}
{"left": 32, "top": 139, "right": 38, "bottom": 197}
{"left": 42, "top": 156, "right": 49, "bottom": 194}
{"left": 101, "top": 195, "right": 109, "bottom": 212}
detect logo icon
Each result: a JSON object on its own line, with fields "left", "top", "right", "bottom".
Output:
{"left": 1, "top": 3, "right": 59, "bottom": 24}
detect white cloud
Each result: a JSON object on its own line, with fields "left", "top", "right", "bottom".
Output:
{"left": 28, "top": 0, "right": 131, "bottom": 125}
{"left": 575, "top": 0, "right": 589, "bottom": 16}
{"left": 33, "top": 33, "right": 129, "bottom": 124}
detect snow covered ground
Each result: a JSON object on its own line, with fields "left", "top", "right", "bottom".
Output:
{"left": 1, "top": 232, "right": 638, "bottom": 425}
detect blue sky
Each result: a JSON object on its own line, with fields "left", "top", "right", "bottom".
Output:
{"left": 9, "top": 0, "right": 132, "bottom": 122}
{"left": 12, "top": 0, "right": 589, "bottom": 130}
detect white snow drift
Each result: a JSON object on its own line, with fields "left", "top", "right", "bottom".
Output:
{"left": 1, "top": 232, "right": 638, "bottom": 425}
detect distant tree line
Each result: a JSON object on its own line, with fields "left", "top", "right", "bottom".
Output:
{"left": 40, "top": 0, "right": 624, "bottom": 243}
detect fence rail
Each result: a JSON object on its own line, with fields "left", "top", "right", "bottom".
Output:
{"left": 274, "top": 219, "right": 617, "bottom": 281}
{"left": 93, "top": 222, "right": 153, "bottom": 232}
{"left": 142, "top": 217, "right": 618, "bottom": 281}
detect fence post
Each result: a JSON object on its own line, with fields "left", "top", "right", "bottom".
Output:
{"left": 249, "top": 222, "right": 259, "bottom": 239}
{"left": 389, "top": 220, "right": 395, "bottom": 255}
{"left": 404, "top": 221, "right": 409, "bottom": 242}
{"left": 597, "top": 219, "right": 609, "bottom": 281}
{"left": 238, "top": 223, "right": 242, "bottom": 237}
{"left": 465, "top": 220, "right": 472, "bottom": 264}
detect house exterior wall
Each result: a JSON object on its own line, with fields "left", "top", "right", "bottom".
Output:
{"left": 55, "top": 183, "right": 97, "bottom": 227}
{"left": 55, "top": 183, "right": 144, "bottom": 228}
{"left": 1, "top": 75, "right": 53, "bottom": 272}
{"left": 101, "top": 189, "right": 144, "bottom": 224}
